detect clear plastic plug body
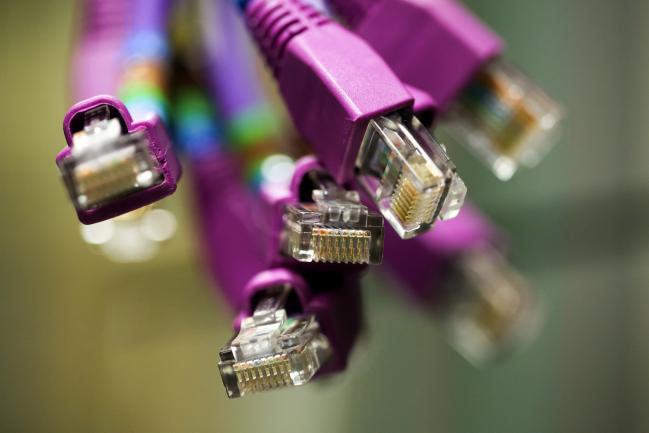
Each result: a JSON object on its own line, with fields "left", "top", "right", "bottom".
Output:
{"left": 439, "top": 248, "right": 543, "bottom": 365}
{"left": 443, "top": 58, "right": 562, "bottom": 180}
{"left": 356, "top": 111, "right": 466, "bottom": 239}
{"left": 283, "top": 176, "right": 384, "bottom": 264}
{"left": 218, "top": 286, "right": 331, "bottom": 398}
{"left": 59, "top": 105, "right": 163, "bottom": 210}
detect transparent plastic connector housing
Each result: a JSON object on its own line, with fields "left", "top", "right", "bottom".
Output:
{"left": 59, "top": 106, "right": 163, "bottom": 210}
{"left": 356, "top": 112, "right": 466, "bottom": 239}
{"left": 443, "top": 58, "right": 562, "bottom": 180}
{"left": 283, "top": 184, "right": 384, "bottom": 265}
{"left": 218, "top": 287, "right": 331, "bottom": 398}
{"left": 439, "top": 248, "right": 543, "bottom": 365}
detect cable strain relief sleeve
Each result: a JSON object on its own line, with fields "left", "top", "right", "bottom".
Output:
{"left": 244, "top": 0, "right": 330, "bottom": 75}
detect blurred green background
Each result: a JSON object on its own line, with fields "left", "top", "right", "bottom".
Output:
{"left": 1, "top": 0, "right": 648, "bottom": 432}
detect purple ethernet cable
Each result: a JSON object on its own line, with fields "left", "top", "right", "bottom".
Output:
{"left": 189, "top": 150, "right": 267, "bottom": 310}
{"left": 382, "top": 204, "right": 542, "bottom": 365}
{"left": 218, "top": 268, "right": 363, "bottom": 398}
{"left": 327, "top": 0, "right": 563, "bottom": 180}
{"left": 56, "top": 0, "right": 181, "bottom": 224}
{"left": 188, "top": 148, "right": 363, "bottom": 399}
{"left": 251, "top": 155, "right": 386, "bottom": 268}
{"left": 57, "top": 95, "right": 181, "bottom": 224}
{"left": 201, "top": 0, "right": 280, "bottom": 149}
{"left": 238, "top": 0, "right": 467, "bottom": 240}
{"left": 70, "top": 0, "right": 132, "bottom": 101}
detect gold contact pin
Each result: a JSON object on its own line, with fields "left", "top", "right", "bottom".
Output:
{"left": 389, "top": 159, "right": 441, "bottom": 227}
{"left": 311, "top": 227, "right": 371, "bottom": 264}
{"left": 233, "top": 354, "right": 293, "bottom": 395}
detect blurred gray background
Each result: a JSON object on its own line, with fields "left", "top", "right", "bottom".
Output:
{"left": 0, "top": 0, "right": 647, "bottom": 432}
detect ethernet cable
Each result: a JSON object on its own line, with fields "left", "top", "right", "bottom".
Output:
{"left": 279, "top": 157, "right": 384, "bottom": 265}
{"left": 327, "top": 0, "right": 563, "bottom": 180}
{"left": 218, "top": 269, "right": 363, "bottom": 398}
{"left": 241, "top": 154, "right": 387, "bottom": 266}
{"left": 57, "top": 96, "right": 181, "bottom": 224}
{"left": 382, "top": 204, "right": 542, "bottom": 365}
{"left": 69, "top": 0, "right": 131, "bottom": 102}
{"left": 56, "top": 0, "right": 181, "bottom": 224}
{"left": 218, "top": 276, "right": 331, "bottom": 398}
{"left": 201, "top": 0, "right": 287, "bottom": 190}
{"left": 230, "top": 0, "right": 467, "bottom": 239}
{"left": 174, "top": 91, "right": 363, "bottom": 397}
{"left": 188, "top": 139, "right": 266, "bottom": 307}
